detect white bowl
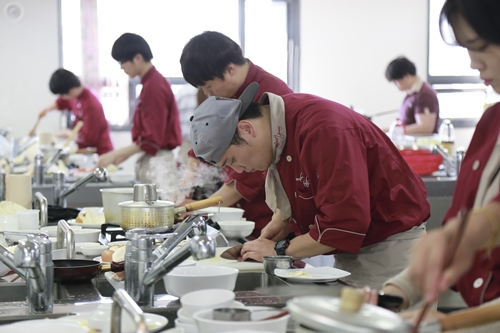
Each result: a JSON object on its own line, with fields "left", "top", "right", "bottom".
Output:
{"left": 41, "top": 225, "right": 82, "bottom": 237}
{"left": 178, "top": 301, "right": 245, "bottom": 325}
{"left": 181, "top": 289, "right": 235, "bottom": 317}
{"left": 218, "top": 220, "right": 255, "bottom": 239}
{"left": 193, "top": 207, "right": 244, "bottom": 221}
{"left": 81, "top": 244, "right": 108, "bottom": 257}
{"left": 193, "top": 306, "right": 290, "bottom": 333}
{"left": 164, "top": 266, "right": 238, "bottom": 297}
{"left": 72, "top": 229, "right": 100, "bottom": 243}
{"left": 75, "top": 242, "right": 100, "bottom": 253}
{"left": 0, "top": 261, "right": 10, "bottom": 276}
{"left": 174, "top": 318, "right": 198, "bottom": 333}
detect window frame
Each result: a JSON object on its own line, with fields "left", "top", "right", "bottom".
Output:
{"left": 118, "top": 0, "right": 299, "bottom": 131}
{"left": 426, "top": 0, "right": 485, "bottom": 128}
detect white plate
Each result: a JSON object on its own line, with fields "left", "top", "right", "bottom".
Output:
{"left": 2, "top": 319, "right": 89, "bottom": 333}
{"left": 68, "top": 219, "right": 104, "bottom": 229}
{"left": 58, "top": 313, "right": 168, "bottom": 333}
{"left": 274, "top": 267, "right": 350, "bottom": 282}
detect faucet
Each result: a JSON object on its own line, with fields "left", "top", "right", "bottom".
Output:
{"left": 56, "top": 219, "right": 75, "bottom": 259}
{"left": 125, "top": 215, "right": 216, "bottom": 307}
{"left": 432, "top": 144, "right": 459, "bottom": 177}
{"left": 13, "top": 234, "right": 54, "bottom": 314}
{"left": 111, "top": 289, "right": 148, "bottom": 333}
{"left": 11, "top": 136, "right": 39, "bottom": 160}
{"left": 53, "top": 167, "right": 107, "bottom": 207}
{"left": 33, "top": 192, "right": 49, "bottom": 227}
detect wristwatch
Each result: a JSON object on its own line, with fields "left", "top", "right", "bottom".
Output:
{"left": 274, "top": 232, "right": 296, "bottom": 256}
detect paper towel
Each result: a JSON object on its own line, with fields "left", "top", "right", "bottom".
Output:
{"left": 5, "top": 174, "right": 32, "bottom": 209}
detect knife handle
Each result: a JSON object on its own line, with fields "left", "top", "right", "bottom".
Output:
{"left": 377, "top": 293, "right": 404, "bottom": 312}
{"left": 439, "top": 303, "right": 500, "bottom": 331}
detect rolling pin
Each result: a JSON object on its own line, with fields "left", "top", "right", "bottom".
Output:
{"left": 432, "top": 302, "right": 500, "bottom": 332}
{"left": 63, "top": 120, "right": 84, "bottom": 147}
{"left": 174, "top": 196, "right": 223, "bottom": 215}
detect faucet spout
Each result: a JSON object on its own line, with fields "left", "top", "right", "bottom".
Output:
{"left": 13, "top": 235, "right": 54, "bottom": 314}
{"left": 0, "top": 243, "right": 27, "bottom": 278}
{"left": 56, "top": 167, "right": 107, "bottom": 206}
{"left": 142, "top": 234, "right": 216, "bottom": 288}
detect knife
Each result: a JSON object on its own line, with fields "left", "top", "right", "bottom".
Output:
{"left": 256, "top": 284, "right": 404, "bottom": 311}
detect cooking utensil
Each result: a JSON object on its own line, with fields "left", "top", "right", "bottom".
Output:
{"left": 63, "top": 120, "right": 84, "bottom": 147}
{"left": 420, "top": 303, "right": 500, "bottom": 332}
{"left": 412, "top": 207, "right": 469, "bottom": 333}
{"left": 263, "top": 255, "right": 295, "bottom": 275}
{"left": 174, "top": 196, "right": 223, "bottom": 215}
{"left": 257, "top": 285, "right": 404, "bottom": 311}
{"left": 29, "top": 118, "right": 41, "bottom": 137}
{"left": 53, "top": 259, "right": 124, "bottom": 283}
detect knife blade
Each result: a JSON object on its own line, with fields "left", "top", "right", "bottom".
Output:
{"left": 256, "top": 284, "right": 403, "bottom": 311}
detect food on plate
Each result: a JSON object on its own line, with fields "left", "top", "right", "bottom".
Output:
{"left": 106, "top": 163, "right": 119, "bottom": 173}
{"left": 0, "top": 201, "right": 27, "bottom": 216}
{"left": 101, "top": 244, "right": 126, "bottom": 280}
{"left": 288, "top": 270, "right": 312, "bottom": 278}
{"left": 75, "top": 209, "right": 106, "bottom": 224}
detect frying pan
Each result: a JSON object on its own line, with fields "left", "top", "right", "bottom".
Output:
{"left": 53, "top": 259, "right": 124, "bottom": 283}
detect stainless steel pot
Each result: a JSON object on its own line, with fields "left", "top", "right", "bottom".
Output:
{"left": 119, "top": 200, "right": 175, "bottom": 230}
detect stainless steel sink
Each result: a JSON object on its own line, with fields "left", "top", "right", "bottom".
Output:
{"left": 0, "top": 283, "right": 72, "bottom": 303}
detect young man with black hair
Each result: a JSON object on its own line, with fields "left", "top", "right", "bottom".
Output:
{"left": 37, "top": 68, "right": 113, "bottom": 155}
{"left": 189, "top": 83, "right": 430, "bottom": 289}
{"left": 97, "top": 33, "right": 181, "bottom": 183}
{"left": 179, "top": 31, "right": 292, "bottom": 238}
{"left": 385, "top": 56, "right": 440, "bottom": 134}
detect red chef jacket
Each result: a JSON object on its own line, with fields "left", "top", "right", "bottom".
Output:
{"left": 276, "top": 93, "right": 430, "bottom": 254}
{"left": 188, "top": 60, "right": 293, "bottom": 237}
{"left": 56, "top": 87, "right": 113, "bottom": 155}
{"left": 443, "top": 103, "right": 500, "bottom": 307}
{"left": 132, "top": 66, "right": 182, "bottom": 156}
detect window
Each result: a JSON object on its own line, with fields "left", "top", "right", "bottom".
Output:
{"left": 60, "top": 0, "right": 299, "bottom": 130}
{"left": 427, "top": 0, "right": 488, "bottom": 126}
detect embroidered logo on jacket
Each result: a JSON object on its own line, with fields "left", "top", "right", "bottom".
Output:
{"left": 295, "top": 172, "right": 310, "bottom": 188}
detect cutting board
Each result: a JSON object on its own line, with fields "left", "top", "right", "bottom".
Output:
{"left": 190, "top": 247, "right": 264, "bottom": 271}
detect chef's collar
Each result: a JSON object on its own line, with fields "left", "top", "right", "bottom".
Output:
{"left": 407, "top": 76, "right": 424, "bottom": 95}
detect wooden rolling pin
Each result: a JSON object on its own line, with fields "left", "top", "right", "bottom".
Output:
{"left": 174, "top": 196, "right": 223, "bottom": 215}
{"left": 436, "top": 302, "right": 500, "bottom": 331}
{"left": 64, "top": 120, "right": 84, "bottom": 147}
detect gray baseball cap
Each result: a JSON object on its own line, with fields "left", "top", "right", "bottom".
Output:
{"left": 190, "top": 82, "right": 259, "bottom": 164}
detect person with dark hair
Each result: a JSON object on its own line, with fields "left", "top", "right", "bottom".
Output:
{"left": 365, "top": 1, "right": 500, "bottom": 331}
{"left": 385, "top": 56, "right": 440, "bottom": 134}
{"left": 97, "top": 33, "right": 181, "bottom": 183}
{"left": 189, "top": 82, "right": 430, "bottom": 289}
{"left": 37, "top": 68, "right": 113, "bottom": 155}
{"left": 178, "top": 31, "right": 293, "bottom": 238}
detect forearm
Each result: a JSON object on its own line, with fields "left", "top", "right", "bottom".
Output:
{"left": 210, "top": 182, "right": 243, "bottom": 207}
{"left": 459, "top": 298, "right": 500, "bottom": 333}
{"left": 405, "top": 123, "right": 434, "bottom": 134}
{"left": 459, "top": 202, "right": 500, "bottom": 253}
{"left": 383, "top": 267, "right": 422, "bottom": 309}
{"left": 285, "top": 233, "right": 335, "bottom": 259}
{"left": 117, "top": 143, "right": 143, "bottom": 159}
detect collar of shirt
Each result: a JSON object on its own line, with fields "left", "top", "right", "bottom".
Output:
{"left": 407, "top": 76, "right": 424, "bottom": 95}
{"left": 140, "top": 66, "right": 157, "bottom": 85}
{"left": 233, "top": 59, "right": 256, "bottom": 98}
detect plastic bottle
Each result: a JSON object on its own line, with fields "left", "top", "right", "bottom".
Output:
{"left": 438, "top": 119, "right": 455, "bottom": 156}
{"left": 389, "top": 118, "right": 406, "bottom": 146}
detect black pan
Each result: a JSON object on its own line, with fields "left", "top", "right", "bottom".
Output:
{"left": 53, "top": 259, "right": 124, "bottom": 284}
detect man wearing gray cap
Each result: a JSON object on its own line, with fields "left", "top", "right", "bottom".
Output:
{"left": 190, "top": 83, "right": 430, "bottom": 289}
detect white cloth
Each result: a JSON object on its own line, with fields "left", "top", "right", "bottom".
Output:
{"left": 263, "top": 93, "right": 292, "bottom": 220}
{"left": 334, "top": 223, "right": 426, "bottom": 289}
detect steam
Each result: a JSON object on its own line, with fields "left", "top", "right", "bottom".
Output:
{"left": 148, "top": 157, "right": 225, "bottom": 205}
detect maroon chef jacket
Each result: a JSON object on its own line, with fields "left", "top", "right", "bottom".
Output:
{"left": 442, "top": 103, "right": 500, "bottom": 307}
{"left": 132, "top": 66, "right": 182, "bottom": 155}
{"left": 276, "top": 93, "right": 430, "bottom": 254}
{"left": 399, "top": 82, "right": 440, "bottom": 133}
{"left": 56, "top": 87, "right": 113, "bottom": 155}
{"left": 188, "top": 60, "right": 293, "bottom": 238}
